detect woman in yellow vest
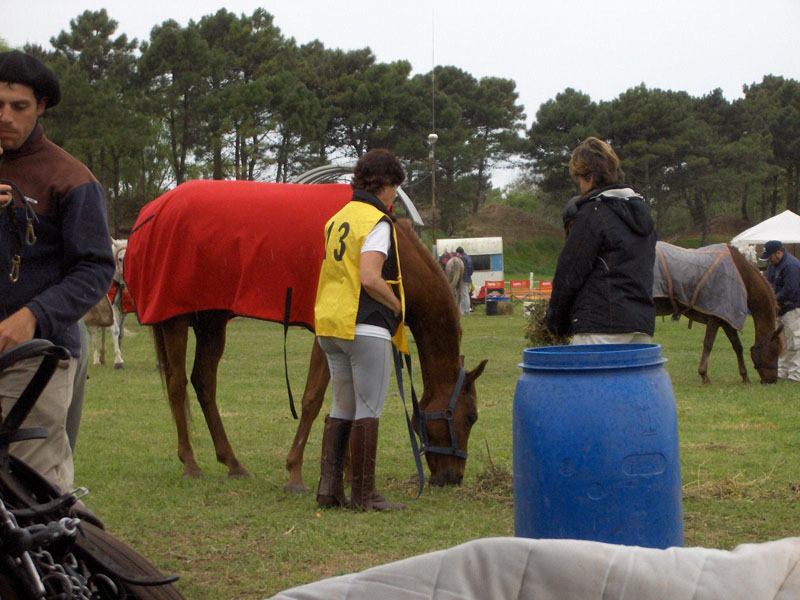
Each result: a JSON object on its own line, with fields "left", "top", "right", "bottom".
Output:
{"left": 315, "top": 149, "right": 407, "bottom": 511}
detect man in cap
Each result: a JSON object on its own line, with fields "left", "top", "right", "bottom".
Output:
{"left": 0, "top": 50, "right": 115, "bottom": 492}
{"left": 761, "top": 240, "right": 800, "bottom": 382}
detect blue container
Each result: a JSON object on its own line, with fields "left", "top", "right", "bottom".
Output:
{"left": 513, "top": 344, "right": 683, "bottom": 548}
{"left": 486, "top": 296, "right": 508, "bottom": 316}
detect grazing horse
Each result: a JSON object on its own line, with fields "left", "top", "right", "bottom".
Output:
{"left": 125, "top": 181, "right": 487, "bottom": 484}
{"left": 654, "top": 242, "right": 782, "bottom": 384}
{"left": 286, "top": 221, "right": 487, "bottom": 490}
{"left": 444, "top": 255, "right": 464, "bottom": 306}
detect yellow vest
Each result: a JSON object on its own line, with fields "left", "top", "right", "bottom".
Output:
{"left": 315, "top": 201, "right": 408, "bottom": 354}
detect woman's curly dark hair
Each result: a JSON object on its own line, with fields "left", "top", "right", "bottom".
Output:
{"left": 351, "top": 149, "right": 405, "bottom": 195}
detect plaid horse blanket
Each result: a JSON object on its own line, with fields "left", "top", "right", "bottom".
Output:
{"left": 125, "top": 180, "right": 351, "bottom": 328}
{"left": 653, "top": 242, "right": 748, "bottom": 331}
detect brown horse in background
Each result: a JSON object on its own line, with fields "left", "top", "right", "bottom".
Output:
{"left": 142, "top": 207, "right": 487, "bottom": 485}
{"left": 285, "top": 221, "right": 486, "bottom": 489}
{"left": 655, "top": 244, "right": 782, "bottom": 384}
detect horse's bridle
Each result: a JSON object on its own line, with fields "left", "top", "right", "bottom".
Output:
{"left": 750, "top": 339, "right": 770, "bottom": 371}
{"left": 415, "top": 366, "right": 468, "bottom": 459}
{"left": 751, "top": 329, "right": 781, "bottom": 374}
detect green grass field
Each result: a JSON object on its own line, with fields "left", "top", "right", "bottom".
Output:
{"left": 74, "top": 310, "right": 800, "bottom": 599}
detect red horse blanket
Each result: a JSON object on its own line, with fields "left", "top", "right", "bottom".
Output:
{"left": 107, "top": 281, "right": 136, "bottom": 314}
{"left": 125, "top": 180, "right": 352, "bottom": 328}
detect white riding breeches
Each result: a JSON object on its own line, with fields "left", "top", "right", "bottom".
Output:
{"left": 317, "top": 335, "right": 393, "bottom": 420}
{"left": 778, "top": 308, "right": 800, "bottom": 382}
{"left": 571, "top": 332, "right": 652, "bottom": 345}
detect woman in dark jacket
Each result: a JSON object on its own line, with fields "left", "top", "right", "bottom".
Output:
{"left": 546, "top": 137, "right": 657, "bottom": 343}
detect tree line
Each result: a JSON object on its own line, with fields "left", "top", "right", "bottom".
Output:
{"left": 2, "top": 9, "right": 798, "bottom": 240}
{"left": 527, "top": 81, "right": 800, "bottom": 240}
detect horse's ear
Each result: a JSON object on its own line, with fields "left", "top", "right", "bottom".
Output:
{"left": 466, "top": 359, "right": 488, "bottom": 384}
{"left": 772, "top": 324, "right": 784, "bottom": 340}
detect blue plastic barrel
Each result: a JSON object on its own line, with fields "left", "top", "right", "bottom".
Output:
{"left": 513, "top": 343, "right": 683, "bottom": 548}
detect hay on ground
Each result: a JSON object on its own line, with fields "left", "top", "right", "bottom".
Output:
{"left": 524, "top": 301, "right": 570, "bottom": 347}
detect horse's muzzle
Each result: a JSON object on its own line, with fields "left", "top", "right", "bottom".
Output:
{"left": 428, "top": 470, "right": 463, "bottom": 487}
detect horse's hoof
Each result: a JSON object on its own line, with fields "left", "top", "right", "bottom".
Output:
{"left": 183, "top": 469, "right": 203, "bottom": 479}
{"left": 283, "top": 483, "right": 308, "bottom": 494}
{"left": 228, "top": 468, "right": 253, "bottom": 479}
{"left": 114, "top": 363, "right": 125, "bottom": 370}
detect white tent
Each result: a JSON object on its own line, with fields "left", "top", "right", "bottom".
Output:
{"left": 731, "top": 210, "right": 800, "bottom": 245}
{"left": 730, "top": 210, "right": 800, "bottom": 260}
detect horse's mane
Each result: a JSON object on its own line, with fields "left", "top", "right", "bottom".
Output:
{"left": 395, "top": 219, "right": 440, "bottom": 275}
{"left": 727, "top": 245, "right": 780, "bottom": 349}
{"left": 727, "top": 245, "right": 777, "bottom": 308}
{"left": 395, "top": 219, "right": 462, "bottom": 339}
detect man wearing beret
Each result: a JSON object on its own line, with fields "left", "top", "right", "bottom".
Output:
{"left": 761, "top": 240, "right": 800, "bottom": 382}
{"left": 0, "top": 50, "right": 115, "bottom": 492}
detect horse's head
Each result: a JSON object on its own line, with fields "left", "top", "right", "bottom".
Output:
{"left": 750, "top": 324, "right": 783, "bottom": 384}
{"left": 112, "top": 239, "right": 127, "bottom": 285}
{"left": 413, "top": 358, "right": 488, "bottom": 486}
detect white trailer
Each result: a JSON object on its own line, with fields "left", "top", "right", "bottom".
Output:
{"left": 434, "top": 237, "right": 504, "bottom": 290}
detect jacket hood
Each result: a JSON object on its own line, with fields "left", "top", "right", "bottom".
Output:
{"left": 579, "top": 185, "right": 654, "bottom": 237}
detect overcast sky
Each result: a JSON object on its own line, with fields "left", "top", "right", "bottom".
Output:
{"left": 8, "top": 0, "right": 800, "bottom": 123}
{"left": 6, "top": 1, "right": 800, "bottom": 184}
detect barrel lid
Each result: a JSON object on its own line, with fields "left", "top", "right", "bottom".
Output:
{"left": 520, "top": 343, "right": 667, "bottom": 371}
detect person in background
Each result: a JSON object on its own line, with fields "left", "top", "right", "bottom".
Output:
{"left": 456, "top": 246, "right": 473, "bottom": 315}
{"left": 0, "top": 51, "right": 115, "bottom": 493}
{"left": 314, "top": 148, "right": 408, "bottom": 512}
{"left": 546, "top": 137, "right": 656, "bottom": 344}
{"left": 761, "top": 240, "right": 800, "bottom": 382}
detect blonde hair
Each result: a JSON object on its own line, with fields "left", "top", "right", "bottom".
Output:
{"left": 568, "top": 137, "right": 625, "bottom": 188}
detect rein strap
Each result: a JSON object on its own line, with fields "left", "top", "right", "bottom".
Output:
{"left": 392, "top": 346, "right": 425, "bottom": 497}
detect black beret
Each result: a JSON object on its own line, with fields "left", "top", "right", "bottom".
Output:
{"left": 0, "top": 50, "right": 61, "bottom": 108}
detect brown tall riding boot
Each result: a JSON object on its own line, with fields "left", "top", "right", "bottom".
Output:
{"left": 349, "top": 417, "right": 406, "bottom": 512}
{"left": 316, "top": 415, "right": 352, "bottom": 508}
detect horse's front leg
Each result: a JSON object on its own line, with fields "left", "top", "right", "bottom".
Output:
{"left": 721, "top": 322, "right": 750, "bottom": 383}
{"left": 115, "top": 291, "right": 127, "bottom": 347}
{"left": 110, "top": 307, "right": 124, "bottom": 369}
{"left": 90, "top": 327, "right": 102, "bottom": 366}
{"left": 154, "top": 319, "right": 203, "bottom": 478}
{"left": 285, "top": 339, "right": 331, "bottom": 493}
{"left": 699, "top": 320, "right": 721, "bottom": 385}
{"left": 191, "top": 312, "right": 251, "bottom": 478}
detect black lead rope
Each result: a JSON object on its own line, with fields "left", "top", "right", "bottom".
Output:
{"left": 0, "top": 177, "right": 38, "bottom": 282}
{"left": 392, "top": 346, "right": 425, "bottom": 498}
{"left": 283, "top": 288, "right": 298, "bottom": 419}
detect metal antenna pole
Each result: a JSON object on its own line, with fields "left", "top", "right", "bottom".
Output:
{"left": 429, "top": 5, "right": 438, "bottom": 246}
{"left": 429, "top": 133, "right": 438, "bottom": 244}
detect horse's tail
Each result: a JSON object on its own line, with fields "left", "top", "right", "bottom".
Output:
{"left": 446, "top": 258, "right": 464, "bottom": 299}
{"left": 152, "top": 323, "right": 192, "bottom": 426}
